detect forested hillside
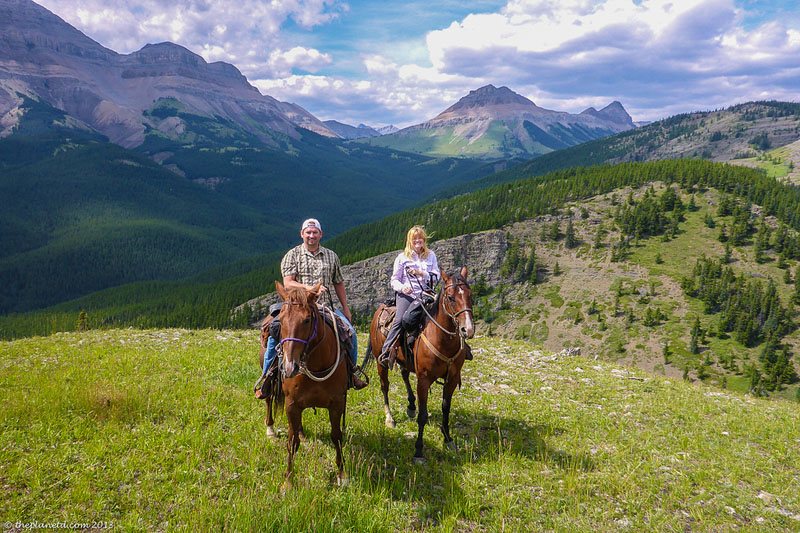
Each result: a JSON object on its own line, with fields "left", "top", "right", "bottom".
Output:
{"left": 2, "top": 159, "right": 796, "bottom": 337}
{"left": 0, "top": 96, "right": 490, "bottom": 313}
{"left": 8, "top": 157, "right": 800, "bottom": 400}
{"left": 433, "top": 101, "right": 800, "bottom": 200}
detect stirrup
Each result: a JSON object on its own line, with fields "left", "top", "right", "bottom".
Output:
{"left": 253, "top": 372, "right": 268, "bottom": 399}
{"left": 378, "top": 346, "right": 397, "bottom": 370}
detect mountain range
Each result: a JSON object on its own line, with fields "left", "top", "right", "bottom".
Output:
{"left": 0, "top": 0, "right": 347, "bottom": 146}
{"left": 0, "top": 0, "right": 494, "bottom": 313}
{"left": 358, "top": 84, "right": 635, "bottom": 160}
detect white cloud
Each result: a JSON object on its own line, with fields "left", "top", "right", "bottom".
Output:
{"left": 34, "top": 0, "right": 800, "bottom": 126}
{"left": 37, "top": 0, "right": 345, "bottom": 62}
{"left": 267, "top": 47, "right": 333, "bottom": 77}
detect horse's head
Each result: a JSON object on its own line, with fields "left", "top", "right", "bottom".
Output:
{"left": 275, "top": 281, "right": 322, "bottom": 379}
{"left": 439, "top": 266, "right": 475, "bottom": 340}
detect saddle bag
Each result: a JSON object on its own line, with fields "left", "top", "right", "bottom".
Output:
{"left": 401, "top": 292, "right": 434, "bottom": 333}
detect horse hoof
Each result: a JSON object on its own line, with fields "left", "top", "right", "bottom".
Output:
{"left": 385, "top": 418, "right": 396, "bottom": 429}
{"left": 407, "top": 409, "right": 417, "bottom": 420}
{"left": 413, "top": 455, "right": 427, "bottom": 465}
{"left": 281, "top": 480, "right": 292, "bottom": 493}
{"left": 266, "top": 426, "right": 277, "bottom": 439}
{"left": 337, "top": 475, "right": 349, "bottom": 487}
{"left": 445, "top": 440, "right": 457, "bottom": 451}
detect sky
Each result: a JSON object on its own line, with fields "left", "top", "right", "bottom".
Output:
{"left": 36, "top": 0, "right": 800, "bottom": 128}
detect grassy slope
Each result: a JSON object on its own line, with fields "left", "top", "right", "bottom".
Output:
{"left": 483, "top": 184, "right": 800, "bottom": 400}
{"left": 2, "top": 329, "right": 798, "bottom": 530}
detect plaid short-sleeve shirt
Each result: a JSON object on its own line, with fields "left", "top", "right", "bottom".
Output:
{"left": 281, "top": 244, "right": 344, "bottom": 309}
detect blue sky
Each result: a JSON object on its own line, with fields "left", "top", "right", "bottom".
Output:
{"left": 37, "top": 0, "right": 800, "bottom": 128}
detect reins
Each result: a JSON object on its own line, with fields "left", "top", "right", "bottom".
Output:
{"left": 412, "top": 277, "right": 473, "bottom": 380}
{"left": 280, "top": 302, "right": 343, "bottom": 382}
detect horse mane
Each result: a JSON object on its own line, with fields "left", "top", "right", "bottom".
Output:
{"left": 285, "top": 285, "right": 314, "bottom": 306}
{"left": 450, "top": 271, "right": 470, "bottom": 288}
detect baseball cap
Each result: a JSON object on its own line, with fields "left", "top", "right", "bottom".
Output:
{"left": 301, "top": 218, "right": 322, "bottom": 232}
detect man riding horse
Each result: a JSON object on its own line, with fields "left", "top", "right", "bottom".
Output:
{"left": 255, "top": 218, "right": 368, "bottom": 395}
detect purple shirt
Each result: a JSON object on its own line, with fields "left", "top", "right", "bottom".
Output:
{"left": 390, "top": 250, "right": 439, "bottom": 296}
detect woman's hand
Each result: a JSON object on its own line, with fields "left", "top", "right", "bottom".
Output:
{"left": 402, "top": 285, "right": 413, "bottom": 295}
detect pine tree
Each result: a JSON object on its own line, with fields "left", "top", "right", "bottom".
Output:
{"left": 524, "top": 246, "right": 537, "bottom": 285}
{"left": 793, "top": 264, "right": 800, "bottom": 304}
{"left": 549, "top": 221, "right": 561, "bottom": 241}
{"left": 76, "top": 311, "right": 88, "bottom": 332}
{"left": 690, "top": 316, "right": 701, "bottom": 354}
{"left": 565, "top": 219, "right": 577, "bottom": 248}
{"left": 593, "top": 226, "right": 604, "bottom": 249}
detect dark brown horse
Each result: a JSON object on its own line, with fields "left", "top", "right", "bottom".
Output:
{"left": 264, "top": 281, "right": 349, "bottom": 488}
{"left": 369, "top": 267, "right": 475, "bottom": 462}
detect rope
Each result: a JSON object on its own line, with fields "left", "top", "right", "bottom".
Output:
{"left": 299, "top": 307, "right": 342, "bottom": 382}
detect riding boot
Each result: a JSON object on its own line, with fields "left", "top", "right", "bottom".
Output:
{"left": 253, "top": 371, "right": 268, "bottom": 399}
{"left": 378, "top": 343, "right": 398, "bottom": 369}
{"left": 346, "top": 353, "right": 369, "bottom": 390}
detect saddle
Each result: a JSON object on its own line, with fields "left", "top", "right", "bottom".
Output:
{"left": 261, "top": 303, "right": 354, "bottom": 354}
{"left": 377, "top": 298, "right": 431, "bottom": 366}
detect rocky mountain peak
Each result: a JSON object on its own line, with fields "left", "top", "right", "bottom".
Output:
{"left": 129, "top": 42, "right": 205, "bottom": 66}
{"left": 0, "top": 0, "right": 116, "bottom": 62}
{"left": 581, "top": 101, "right": 633, "bottom": 127}
{"left": 443, "top": 84, "right": 537, "bottom": 114}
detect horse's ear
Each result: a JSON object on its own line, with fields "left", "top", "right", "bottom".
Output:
{"left": 276, "top": 281, "right": 287, "bottom": 301}
{"left": 440, "top": 267, "right": 448, "bottom": 281}
{"left": 307, "top": 282, "right": 323, "bottom": 303}
{"left": 460, "top": 265, "right": 468, "bottom": 279}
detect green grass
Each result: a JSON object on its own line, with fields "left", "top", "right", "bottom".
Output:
{"left": 3, "top": 329, "right": 799, "bottom": 531}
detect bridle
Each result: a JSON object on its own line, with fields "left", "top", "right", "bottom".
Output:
{"left": 423, "top": 279, "right": 474, "bottom": 338}
{"left": 414, "top": 277, "right": 474, "bottom": 379}
{"left": 279, "top": 302, "right": 342, "bottom": 382}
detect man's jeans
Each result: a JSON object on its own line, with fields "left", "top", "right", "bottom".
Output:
{"left": 262, "top": 310, "right": 358, "bottom": 374}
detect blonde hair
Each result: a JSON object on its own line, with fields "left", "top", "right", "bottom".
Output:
{"left": 403, "top": 225, "right": 430, "bottom": 259}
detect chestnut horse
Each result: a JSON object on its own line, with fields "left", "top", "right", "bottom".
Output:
{"left": 268, "top": 281, "right": 349, "bottom": 488}
{"left": 369, "top": 267, "right": 475, "bottom": 462}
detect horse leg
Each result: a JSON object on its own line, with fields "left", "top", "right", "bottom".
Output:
{"left": 329, "top": 401, "right": 347, "bottom": 486}
{"left": 378, "top": 364, "right": 395, "bottom": 428}
{"left": 265, "top": 397, "right": 277, "bottom": 439}
{"left": 441, "top": 375, "right": 459, "bottom": 451}
{"left": 402, "top": 368, "right": 416, "bottom": 420}
{"left": 282, "top": 402, "right": 302, "bottom": 492}
{"left": 413, "top": 376, "right": 431, "bottom": 463}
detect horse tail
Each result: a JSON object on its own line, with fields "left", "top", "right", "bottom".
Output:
{"left": 272, "top": 386, "right": 285, "bottom": 415}
{"left": 359, "top": 342, "right": 373, "bottom": 373}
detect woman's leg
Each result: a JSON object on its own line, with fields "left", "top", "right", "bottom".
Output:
{"left": 381, "top": 293, "right": 414, "bottom": 355}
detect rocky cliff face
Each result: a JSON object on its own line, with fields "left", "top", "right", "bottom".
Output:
{"left": 0, "top": 0, "right": 338, "bottom": 146}
{"left": 235, "top": 229, "right": 508, "bottom": 326}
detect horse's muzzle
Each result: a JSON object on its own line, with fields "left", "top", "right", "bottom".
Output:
{"left": 460, "top": 320, "right": 475, "bottom": 340}
{"left": 283, "top": 359, "right": 299, "bottom": 379}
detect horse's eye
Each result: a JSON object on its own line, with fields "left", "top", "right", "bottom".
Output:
{"left": 303, "top": 318, "right": 311, "bottom": 325}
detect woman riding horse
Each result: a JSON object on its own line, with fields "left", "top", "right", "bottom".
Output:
{"left": 369, "top": 266, "right": 475, "bottom": 461}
